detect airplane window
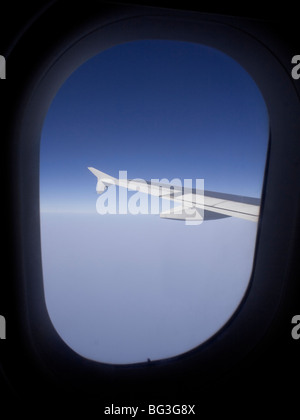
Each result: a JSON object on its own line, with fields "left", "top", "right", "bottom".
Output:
{"left": 40, "top": 40, "right": 269, "bottom": 364}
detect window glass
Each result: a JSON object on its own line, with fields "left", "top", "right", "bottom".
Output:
{"left": 40, "top": 40, "right": 269, "bottom": 364}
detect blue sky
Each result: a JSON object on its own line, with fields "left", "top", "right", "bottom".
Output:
{"left": 40, "top": 40, "right": 269, "bottom": 212}
{"left": 40, "top": 40, "right": 269, "bottom": 364}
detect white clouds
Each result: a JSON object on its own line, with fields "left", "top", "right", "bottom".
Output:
{"left": 41, "top": 213, "right": 257, "bottom": 364}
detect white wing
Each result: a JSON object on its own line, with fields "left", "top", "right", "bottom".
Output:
{"left": 88, "top": 167, "right": 260, "bottom": 222}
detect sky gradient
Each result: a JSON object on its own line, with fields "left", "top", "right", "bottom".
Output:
{"left": 40, "top": 40, "right": 269, "bottom": 364}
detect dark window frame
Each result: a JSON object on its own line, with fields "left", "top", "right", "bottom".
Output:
{"left": 3, "top": 1, "right": 300, "bottom": 400}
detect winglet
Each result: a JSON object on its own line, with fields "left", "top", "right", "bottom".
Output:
{"left": 88, "top": 167, "right": 101, "bottom": 178}
{"left": 88, "top": 167, "right": 117, "bottom": 194}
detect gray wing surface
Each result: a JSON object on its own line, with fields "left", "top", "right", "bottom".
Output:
{"left": 88, "top": 167, "right": 260, "bottom": 222}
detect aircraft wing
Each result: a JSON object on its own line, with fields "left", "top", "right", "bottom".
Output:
{"left": 88, "top": 167, "right": 260, "bottom": 222}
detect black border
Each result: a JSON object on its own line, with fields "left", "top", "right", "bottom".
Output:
{"left": 2, "top": 0, "right": 300, "bottom": 409}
